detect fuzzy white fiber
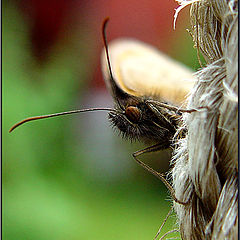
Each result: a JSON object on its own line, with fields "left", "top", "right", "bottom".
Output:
{"left": 171, "top": 0, "right": 238, "bottom": 239}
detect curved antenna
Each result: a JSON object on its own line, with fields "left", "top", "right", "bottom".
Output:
{"left": 102, "top": 17, "right": 115, "bottom": 83}
{"left": 102, "top": 17, "right": 125, "bottom": 111}
{"left": 9, "top": 108, "right": 114, "bottom": 133}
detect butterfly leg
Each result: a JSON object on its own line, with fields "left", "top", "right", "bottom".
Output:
{"left": 154, "top": 206, "right": 174, "bottom": 240}
{"left": 132, "top": 144, "right": 191, "bottom": 205}
{"left": 147, "top": 100, "right": 209, "bottom": 113}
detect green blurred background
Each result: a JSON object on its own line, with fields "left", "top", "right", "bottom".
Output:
{"left": 3, "top": 0, "right": 201, "bottom": 239}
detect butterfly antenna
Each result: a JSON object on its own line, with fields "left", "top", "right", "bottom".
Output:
{"left": 102, "top": 17, "right": 115, "bottom": 82}
{"left": 102, "top": 17, "right": 125, "bottom": 111}
{"left": 9, "top": 108, "right": 114, "bottom": 133}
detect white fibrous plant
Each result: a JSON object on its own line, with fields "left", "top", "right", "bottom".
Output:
{"left": 171, "top": 0, "right": 238, "bottom": 239}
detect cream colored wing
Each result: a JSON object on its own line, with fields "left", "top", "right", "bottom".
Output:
{"left": 101, "top": 38, "right": 195, "bottom": 105}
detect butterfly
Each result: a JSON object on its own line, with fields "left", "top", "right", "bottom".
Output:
{"left": 10, "top": 18, "right": 204, "bottom": 205}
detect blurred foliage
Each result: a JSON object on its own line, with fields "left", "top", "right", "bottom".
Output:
{"left": 0, "top": 1, "right": 203, "bottom": 239}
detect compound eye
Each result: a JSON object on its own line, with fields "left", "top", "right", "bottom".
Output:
{"left": 125, "top": 106, "right": 141, "bottom": 123}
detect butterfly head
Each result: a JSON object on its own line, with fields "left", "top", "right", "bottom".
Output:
{"left": 107, "top": 91, "right": 176, "bottom": 143}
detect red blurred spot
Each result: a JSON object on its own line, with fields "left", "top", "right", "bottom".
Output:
{"left": 19, "top": 0, "right": 83, "bottom": 62}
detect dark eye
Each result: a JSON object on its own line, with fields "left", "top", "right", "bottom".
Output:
{"left": 125, "top": 106, "right": 141, "bottom": 123}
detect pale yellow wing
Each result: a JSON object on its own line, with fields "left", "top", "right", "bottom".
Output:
{"left": 101, "top": 39, "right": 195, "bottom": 105}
